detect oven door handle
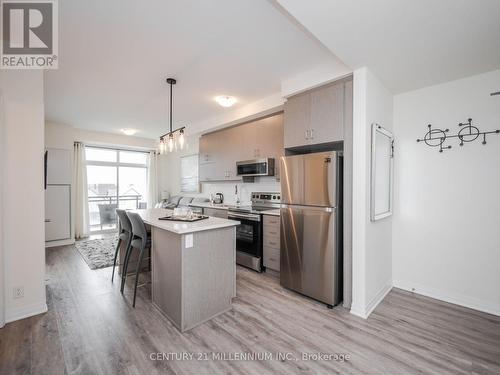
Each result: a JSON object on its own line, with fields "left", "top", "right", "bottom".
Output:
{"left": 228, "top": 213, "right": 261, "bottom": 222}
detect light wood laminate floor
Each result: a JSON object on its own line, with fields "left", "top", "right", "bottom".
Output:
{"left": 1, "top": 245, "right": 499, "bottom": 374}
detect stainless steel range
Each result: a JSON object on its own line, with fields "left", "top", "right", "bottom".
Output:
{"left": 228, "top": 192, "right": 280, "bottom": 272}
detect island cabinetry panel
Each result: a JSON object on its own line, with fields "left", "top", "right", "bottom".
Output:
{"left": 151, "top": 226, "right": 236, "bottom": 332}
{"left": 203, "top": 207, "right": 228, "bottom": 219}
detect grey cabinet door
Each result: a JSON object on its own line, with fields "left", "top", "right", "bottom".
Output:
{"left": 199, "top": 133, "right": 226, "bottom": 181}
{"left": 203, "top": 208, "right": 228, "bottom": 219}
{"left": 219, "top": 126, "right": 243, "bottom": 180}
{"left": 310, "top": 82, "right": 345, "bottom": 144}
{"left": 199, "top": 136, "right": 216, "bottom": 181}
{"left": 257, "top": 114, "right": 284, "bottom": 160}
{"left": 284, "top": 92, "right": 310, "bottom": 148}
{"left": 263, "top": 215, "right": 280, "bottom": 271}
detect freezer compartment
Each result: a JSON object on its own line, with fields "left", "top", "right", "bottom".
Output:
{"left": 280, "top": 204, "right": 342, "bottom": 306}
{"left": 280, "top": 151, "right": 339, "bottom": 207}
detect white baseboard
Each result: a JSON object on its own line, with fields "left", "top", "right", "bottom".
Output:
{"left": 45, "top": 238, "right": 75, "bottom": 248}
{"left": 350, "top": 304, "right": 368, "bottom": 319}
{"left": 5, "top": 302, "right": 48, "bottom": 323}
{"left": 365, "top": 282, "right": 393, "bottom": 317}
{"left": 350, "top": 281, "right": 393, "bottom": 319}
{"left": 393, "top": 280, "right": 500, "bottom": 317}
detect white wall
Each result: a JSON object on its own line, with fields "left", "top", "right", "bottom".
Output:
{"left": 393, "top": 69, "right": 500, "bottom": 316}
{"left": 281, "top": 63, "right": 352, "bottom": 98}
{"left": 1, "top": 71, "right": 47, "bottom": 323}
{"left": 45, "top": 122, "right": 157, "bottom": 151}
{"left": 0, "top": 80, "right": 5, "bottom": 327}
{"left": 45, "top": 122, "right": 157, "bottom": 245}
{"left": 351, "top": 67, "right": 393, "bottom": 319}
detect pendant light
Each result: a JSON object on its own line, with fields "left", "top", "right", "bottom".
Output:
{"left": 159, "top": 78, "right": 187, "bottom": 154}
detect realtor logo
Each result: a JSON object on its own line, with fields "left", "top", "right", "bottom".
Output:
{"left": 1, "top": 0, "right": 58, "bottom": 69}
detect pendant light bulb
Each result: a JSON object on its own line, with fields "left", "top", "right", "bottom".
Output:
{"left": 179, "top": 129, "right": 185, "bottom": 150}
{"left": 168, "top": 134, "right": 174, "bottom": 152}
{"left": 159, "top": 138, "right": 164, "bottom": 154}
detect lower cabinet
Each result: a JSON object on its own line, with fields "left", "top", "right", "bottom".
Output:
{"left": 263, "top": 214, "right": 280, "bottom": 272}
{"left": 45, "top": 185, "right": 71, "bottom": 242}
{"left": 203, "top": 207, "right": 228, "bottom": 219}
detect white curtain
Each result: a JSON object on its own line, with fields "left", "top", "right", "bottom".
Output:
{"left": 146, "top": 151, "right": 158, "bottom": 208}
{"left": 74, "top": 142, "right": 89, "bottom": 239}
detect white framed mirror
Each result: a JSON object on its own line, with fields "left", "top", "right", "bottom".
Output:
{"left": 371, "top": 123, "right": 394, "bottom": 221}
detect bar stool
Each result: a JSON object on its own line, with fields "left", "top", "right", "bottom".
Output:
{"left": 112, "top": 209, "right": 133, "bottom": 283}
{"left": 122, "top": 212, "right": 151, "bottom": 307}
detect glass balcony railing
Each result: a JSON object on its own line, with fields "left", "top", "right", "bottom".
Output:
{"left": 88, "top": 194, "right": 145, "bottom": 232}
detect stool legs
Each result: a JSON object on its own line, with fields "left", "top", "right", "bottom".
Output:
{"left": 132, "top": 247, "right": 147, "bottom": 308}
{"left": 120, "top": 240, "right": 133, "bottom": 293}
{"left": 111, "top": 237, "right": 122, "bottom": 283}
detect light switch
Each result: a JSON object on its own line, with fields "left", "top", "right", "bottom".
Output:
{"left": 185, "top": 234, "right": 193, "bottom": 248}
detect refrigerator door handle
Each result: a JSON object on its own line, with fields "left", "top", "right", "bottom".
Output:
{"left": 281, "top": 204, "right": 334, "bottom": 213}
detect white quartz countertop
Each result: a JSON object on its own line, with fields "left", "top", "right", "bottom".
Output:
{"left": 133, "top": 208, "right": 239, "bottom": 235}
{"left": 190, "top": 202, "right": 281, "bottom": 216}
{"left": 189, "top": 202, "right": 231, "bottom": 210}
{"left": 189, "top": 202, "right": 255, "bottom": 210}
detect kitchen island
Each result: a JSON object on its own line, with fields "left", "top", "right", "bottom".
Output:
{"left": 134, "top": 208, "right": 239, "bottom": 332}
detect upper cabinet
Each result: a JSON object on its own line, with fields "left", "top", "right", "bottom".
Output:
{"left": 199, "top": 113, "right": 284, "bottom": 182}
{"left": 284, "top": 92, "right": 310, "bottom": 149}
{"left": 284, "top": 79, "right": 348, "bottom": 149}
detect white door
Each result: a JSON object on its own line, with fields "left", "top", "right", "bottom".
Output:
{"left": 45, "top": 185, "right": 71, "bottom": 241}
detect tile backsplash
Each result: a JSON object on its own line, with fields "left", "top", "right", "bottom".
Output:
{"left": 203, "top": 177, "right": 280, "bottom": 205}
{"left": 164, "top": 176, "right": 280, "bottom": 205}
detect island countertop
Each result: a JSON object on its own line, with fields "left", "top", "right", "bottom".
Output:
{"left": 133, "top": 208, "right": 240, "bottom": 235}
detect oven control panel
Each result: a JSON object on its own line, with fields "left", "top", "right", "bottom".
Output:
{"left": 251, "top": 192, "right": 281, "bottom": 205}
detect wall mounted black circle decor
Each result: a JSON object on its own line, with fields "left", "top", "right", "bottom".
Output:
{"left": 417, "top": 118, "right": 499, "bottom": 153}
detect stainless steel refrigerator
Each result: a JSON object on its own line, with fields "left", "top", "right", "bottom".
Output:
{"left": 280, "top": 151, "right": 342, "bottom": 307}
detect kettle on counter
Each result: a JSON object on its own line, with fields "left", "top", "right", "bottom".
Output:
{"left": 213, "top": 193, "right": 224, "bottom": 204}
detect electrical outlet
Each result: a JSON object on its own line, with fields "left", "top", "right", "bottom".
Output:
{"left": 13, "top": 286, "right": 24, "bottom": 299}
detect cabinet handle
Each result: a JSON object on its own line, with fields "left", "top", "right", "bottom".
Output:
{"left": 305, "top": 130, "right": 310, "bottom": 140}
{"left": 310, "top": 128, "right": 314, "bottom": 139}
{"left": 269, "top": 241, "right": 277, "bottom": 246}
{"left": 45, "top": 219, "right": 51, "bottom": 223}
{"left": 269, "top": 231, "right": 277, "bottom": 235}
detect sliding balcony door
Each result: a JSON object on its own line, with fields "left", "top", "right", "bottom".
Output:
{"left": 86, "top": 147, "right": 148, "bottom": 233}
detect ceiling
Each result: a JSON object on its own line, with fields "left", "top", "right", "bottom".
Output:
{"left": 275, "top": 0, "right": 500, "bottom": 94}
{"left": 44, "top": 0, "right": 342, "bottom": 138}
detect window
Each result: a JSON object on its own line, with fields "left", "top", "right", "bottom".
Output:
{"left": 180, "top": 154, "right": 199, "bottom": 193}
{"left": 85, "top": 147, "right": 149, "bottom": 233}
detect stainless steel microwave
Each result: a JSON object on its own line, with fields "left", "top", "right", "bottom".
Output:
{"left": 236, "top": 158, "right": 275, "bottom": 177}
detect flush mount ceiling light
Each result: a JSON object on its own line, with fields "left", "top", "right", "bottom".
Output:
{"left": 215, "top": 95, "right": 237, "bottom": 108}
{"left": 121, "top": 128, "right": 137, "bottom": 136}
{"left": 158, "top": 78, "right": 187, "bottom": 154}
